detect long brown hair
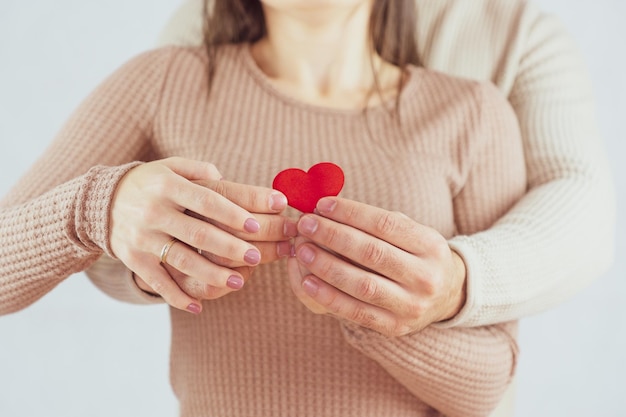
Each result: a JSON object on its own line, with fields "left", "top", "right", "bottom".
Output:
{"left": 202, "top": 0, "right": 420, "bottom": 109}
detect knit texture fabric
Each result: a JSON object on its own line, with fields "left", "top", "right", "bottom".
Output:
{"left": 156, "top": 0, "right": 616, "bottom": 328}
{"left": 0, "top": 0, "right": 615, "bottom": 416}
{"left": 1, "top": 43, "right": 523, "bottom": 416}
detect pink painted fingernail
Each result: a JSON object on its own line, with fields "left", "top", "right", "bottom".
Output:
{"left": 227, "top": 275, "right": 244, "bottom": 290}
{"left": 302, "top": 277, "right": 319, "bottom": 297}
{"left": 277, "top": 241, "right": 292, "bottom": 258}
{"left": 244, "top": 249, "right": 261, "bottom": 265}
{"left": 284, "top": 220, "right": 298, "bottom": 237}
{"left": 297, "top": 246, "right": 315, "bottom": 264}
{"left": 244, "top": 218, "right": 260, "bottom": 233}
{"left": 299, "top": 216, "right": 318, "bottom": 235}
{"left": 317, "top": 198, "right": 336, "bottom": 214}
{"left": 187, "top": 303, "right": 202, "bottom": 314}
{"left": 269, "top": 192, "right": 288, "bottom": 211}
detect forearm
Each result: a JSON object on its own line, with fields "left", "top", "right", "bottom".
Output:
{"left": 341, "top": 321, "right": 518, "bottom": 417}
{"left": 446, "top": 165, "right": 614, "bottom": 327}
{"left": 0, "top": 48, "right": 181, "bottom": 314}
{"left": 443, "top": 6, "right": 616, "bottom": 327}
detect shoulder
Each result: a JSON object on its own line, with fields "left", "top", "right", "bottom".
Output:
{"left": 107, "top": 46, "right": 204, "bottom": 88}
{"left": 414, "top": 0, "right": 565, "bottom": 93}
{"left": 415, "top": 0, "right": 529, "bottom": 25}
{"left": 405, "top": 66, "right": 511, "bottom": 114}
{"left": 118, "top": 44, "right": 247, "bottom": 91}
{"left": 401, "top": 66, "right": 519, "bottom": 148}
{"left": 125, "top": 45, "right": 205, "bottom": 77}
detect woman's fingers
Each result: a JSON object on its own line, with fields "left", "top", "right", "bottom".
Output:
{"left": 156, "top": 237, "right": 248, "bottom": 288}
{"left": 160, "top": 211, "right": 261, "bottom": 266}
{"left": 130, "top": 252, "right": 203, "bottom": 314}
{"left": 187, "top": 211, "right": 298, "bottom": 243}
{"left": 161, "top": 157, "right": 258, "bottom": 236}
{"left": 167, "top": 176, "right": 261, "bottom": 235}
{"left": 170, "top": 265, "right": 255, "bottom": 301}
{"left": 110, "top": 158, "right": 296, "bottom": 311}
{"left": 203, "top": 240, "right": 294, "bottom": 267}
{"left": 195, "top": 179, "right": 288, "bottom": 214}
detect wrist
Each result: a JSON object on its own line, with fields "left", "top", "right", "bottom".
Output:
{"left": 441, "top": 249, "right": 467, "bottom": 321}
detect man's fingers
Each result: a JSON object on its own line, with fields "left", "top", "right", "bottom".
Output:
{"left": 296, "top": 213, "right": 418, "bottom": 283}
{"left": 315, "top": 197, "right": 434, "bottom": 254}
{"left": 286, "top": 257, "right": 327, "bottom": 314}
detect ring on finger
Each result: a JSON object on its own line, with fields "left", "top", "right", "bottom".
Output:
{"left": 159, "top": 238, "right": 179, "bottom": 265}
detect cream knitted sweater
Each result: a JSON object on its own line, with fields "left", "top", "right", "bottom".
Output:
{"left": 0, "top": 0, "right": 614, "bottom": 416}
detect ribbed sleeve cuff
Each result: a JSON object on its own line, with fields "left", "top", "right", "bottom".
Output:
{"left": 74, "top": 162, "right": 143, "bottom": 258}
{"left": 434, "top": 235, "right": 484, "bottom": 328}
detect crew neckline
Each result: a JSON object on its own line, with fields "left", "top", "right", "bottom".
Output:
{"left": 235, "top": 43, "right": 422, "bottom": 117}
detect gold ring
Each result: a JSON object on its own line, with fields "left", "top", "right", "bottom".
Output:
{"left": 159, "top": 238, "right": 179, "bottom": 265}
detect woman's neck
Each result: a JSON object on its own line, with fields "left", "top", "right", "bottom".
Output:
{"left": 250, "top": 1, "right": 401, "bottom": 109}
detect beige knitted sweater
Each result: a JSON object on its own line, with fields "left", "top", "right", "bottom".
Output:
{"left": 0, "top": 42, "right": 524, "bottom": 416}
{"left": 157, "top": 0, "right": 616, "bottom": 328}
{"left": 0, "top": 1, "right": 614, "bottom": 416}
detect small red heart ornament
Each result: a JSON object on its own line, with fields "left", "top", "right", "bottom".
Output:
{"left": 272, "top": 162, "right": 345, "bottom": 213}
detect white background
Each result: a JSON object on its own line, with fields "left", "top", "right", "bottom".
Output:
{"left": 0, "top": 1, "right": 624, "bottom": 416}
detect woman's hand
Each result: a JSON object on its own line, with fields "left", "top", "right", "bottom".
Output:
{"left": 110, "top": 157, "right": 295, "bottom": 314}
{"left": 287, "top": 197, "right": 467, "bottom": 337}
{"left": 165, "top": 177, "right": 297, "bottom": 299}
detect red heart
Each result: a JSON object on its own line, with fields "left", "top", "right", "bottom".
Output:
{"left": 272, "top": 162, "right": 345, "bottom": 213}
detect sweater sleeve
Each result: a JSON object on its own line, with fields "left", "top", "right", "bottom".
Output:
{"left": 440, "top": 3, "right": 616, "bottom": 327}
{"left": 0, "top": 48, "right": 177, "bottom": 315}
{"left": 341, "top": 321, "right": 517, "bottom": 417}
{"left": 339, "top": 83, "right": 524, "bottom": 417}
{"left": 154, "top": 0, "right": 616, "bottom": 328}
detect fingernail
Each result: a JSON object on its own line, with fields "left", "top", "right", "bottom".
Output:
{"left": 284, "top": 220, "right": 298, "bottom": 237}
{"left": 302, "top": 277, "right": 319, "bottom": 297}
{"left": 227, "top": 275, "right": 244, "bottom": 290}
{"left": 244, "top": 218, "right": 260, "bottom": 233}
{"left": 317, "top": 198, "right": 336, "bottom": 214}
{"left": 244, "top": 249, "right": 261, "bottom": 265}
{"left": 187, "top": 303, "right": 202, "bottom": 314}
{"left": 269, "top": 192, "right": 288, "bottom": 211}
{"left": 299, "top": 216, "right": 318, "bottom": 235}
{"left": 277, "top": 241, "right": 292, "bottom": 258}
{"left": 297, "top": 246, "right": 315, "bottom": 264}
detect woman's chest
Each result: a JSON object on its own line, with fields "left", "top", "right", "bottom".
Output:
{"left": 152, "top": 105, "right": 467, "bottom": 238}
